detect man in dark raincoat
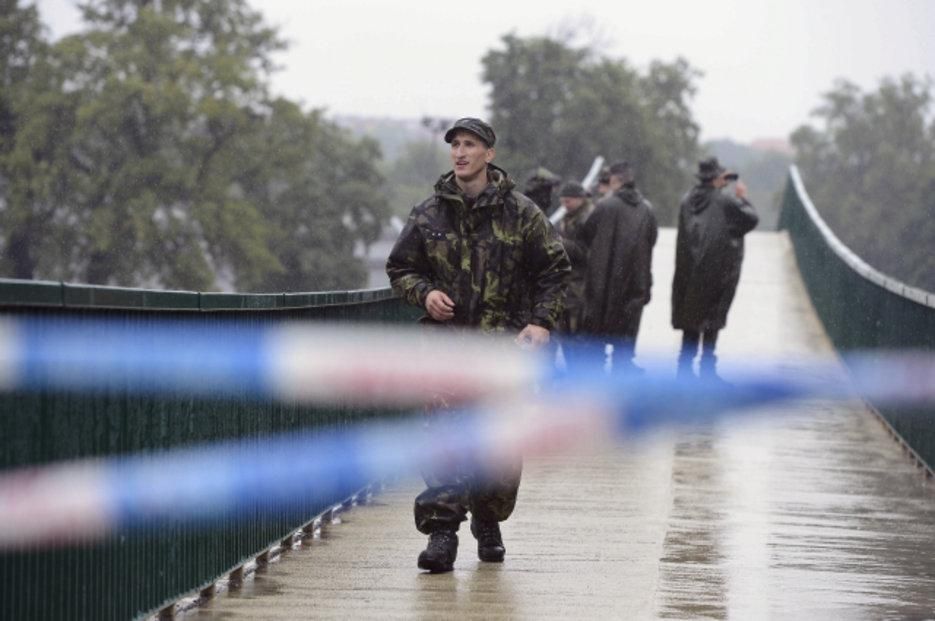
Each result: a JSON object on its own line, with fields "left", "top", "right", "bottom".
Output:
{"left": 575, "top": 161, "right": 658, "bottom": 372}
{"left": 671, "top": 157, "right": 759, "bottom": 379}
{"left": 386, "top": 117, "right": 570, "bottom": 573}
{"left": 593, "top": 166, "right": 612, "bottom": 200}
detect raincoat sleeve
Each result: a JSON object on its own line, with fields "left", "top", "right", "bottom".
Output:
{"left": 385, "top": 207, "right": 435, "bottom": 309}
{"left": 671, "top": 202, "right": 692, "bottom": 325}
{"left": 578, "top": 204, "right": 603, "bottom": 248}
{"left": 725, "top": 196, "right": 759, "bottom": 236}
{"left": 560, "top": 227, "right": 589, "bottom": 266}
{"left": 630, "top": 209, "right": 658, "bottom": 308}
{"left": 523, "top": 209, "right": 572, "bottom": 331}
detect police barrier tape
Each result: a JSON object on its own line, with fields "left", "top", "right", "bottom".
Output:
{"left": 0, "top": 317, "right": 933, "bottom": 549}
{"left": 0, "top": 318, "right": 542, "bottom": 406}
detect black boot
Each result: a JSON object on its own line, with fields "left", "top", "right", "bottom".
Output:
{"left": 676, "top": 355, "right": 695, "bottom": 380}
{"left": 677, "top": 331, "right": 699, "bottom": 380}
{"left": 470, "top": 518, "right": 505, "bottom": 562}
{"left": 699, "top": 354, "right": 729, "bottom": 385}
{"left": 417, "top": 529, "right": 458, "bottom": 573}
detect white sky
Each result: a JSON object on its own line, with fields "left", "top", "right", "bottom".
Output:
{"left": 34, "top": 0, "right": 935, "bottom": 143}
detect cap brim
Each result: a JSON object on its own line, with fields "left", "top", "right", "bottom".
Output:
{"left": 444, "top": 127, "right": 490, "bottom": 146}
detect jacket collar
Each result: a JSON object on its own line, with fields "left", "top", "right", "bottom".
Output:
{"left": 615, "top": 183, "right": 643, "bottom": 207}
{"left": 435, "top": 164, "right": 515, "bottom": 209}
{"left": 564, "top": 199, "right": 594, "bottom": 224}
{"left": 688, "top": 184, "right": 717, "bottom": 214}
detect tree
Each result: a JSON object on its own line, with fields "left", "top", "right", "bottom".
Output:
{"left": 481, "top": 34, "right": 701, "bottom": 224}
{"left": 385, "top": 138, "right": 449, "bottom": 217}
{"left": 0, "top": 0, "right": 49, "bottom": 278}
{"left": 240, "top": 99, "right": 389, "bottom": 292}
{"left": 0, "top": 0, "right": 388, "bottom": 291}
{"left": 791, "top": 75, "right": 935, "bottom": 292}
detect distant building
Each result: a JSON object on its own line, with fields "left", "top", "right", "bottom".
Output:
{"left": 749, "top": 138, "right": 794, "bottom": 156}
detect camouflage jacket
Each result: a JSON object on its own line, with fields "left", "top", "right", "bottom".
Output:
{"left": 556, "top": 199, "right": 596, "bottom": 315}
{"left": 386, "top": 165, "right": 570, "bottom": 332}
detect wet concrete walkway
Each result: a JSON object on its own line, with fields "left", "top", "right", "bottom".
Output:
{"left": 186, "top": 230, "right": 935, "bottom": 619}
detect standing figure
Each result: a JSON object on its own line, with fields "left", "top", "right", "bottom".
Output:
{"left": 672, "top": 157, "right": 759, "bottom": 380}
{"left": 555, "top": 181, "right": 596, "bottom": 338}
{"left": 577, "top": 161, "right": 658, "bottom": 373}
{"left": 386, "top": 117, "right": 570, "bottom": 573}
{"left": 593, "top": 166, "right": 612, "bottom": 200}
{"left": 523, "top": 166, "right": 562, "bottom": 215}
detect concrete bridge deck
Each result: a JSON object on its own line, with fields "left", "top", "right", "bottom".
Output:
{"left": 185, "top": 230, "right": 935, "bottom": 619}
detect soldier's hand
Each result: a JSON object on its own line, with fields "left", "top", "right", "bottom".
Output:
{"left": 734, "top": 180, "right": 748, "bottom": 200}
{"left": 425, "top": 290, "right": 455, "bottom": 322}
{"left": 516, "top": 324, "right": 550, "bottom": 350}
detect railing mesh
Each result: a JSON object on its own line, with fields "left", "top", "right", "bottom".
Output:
{"left": 0, "top": 281, "right": 419, "bottom": 620}
{"left": 780, "top": 166, "right": 935, "bottom": 471}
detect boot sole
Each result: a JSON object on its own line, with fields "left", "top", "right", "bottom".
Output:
{"left": 417, "top": 552, "right": 454, "bottom": 573}
{"left": 417, "top": 559, "right": 454, "bottom": 573}
{"left": 478, "top": 549, "right": 505, "bottom": 563}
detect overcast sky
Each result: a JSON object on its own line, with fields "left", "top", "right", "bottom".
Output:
{"left": 34, "top": 0, "right": 935, "bottom": 143}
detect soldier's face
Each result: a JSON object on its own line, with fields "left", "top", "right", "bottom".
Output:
{"left": 450, "top": 131, "right": 494, "bottom": 182}
{"left": 560, "top": 196, "right": 585, "bottom": 211}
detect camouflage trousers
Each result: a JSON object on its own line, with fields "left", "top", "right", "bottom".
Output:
{"left": 414, "top": 398, "right": 523, "bottom": 534}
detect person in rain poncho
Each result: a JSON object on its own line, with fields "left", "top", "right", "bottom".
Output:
{"left": 671, "top": 157, "right": 759, "bottom": 379}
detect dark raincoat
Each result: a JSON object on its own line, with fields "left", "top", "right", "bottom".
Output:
{"left": 671, "top": 184, "right": 759, "bottom": 331}
{"left": 580, "top": 185, "right": 658, "bottom": 337}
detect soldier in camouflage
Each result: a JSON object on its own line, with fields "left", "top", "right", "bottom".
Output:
{"left": 523, "top": 166, "right": 562, "bottom": 215}
{"left": 386, "top": 117, "right": 570, "bottom": 573}
{"left": 555, "top": 181, "right": 596, "bottom": 339}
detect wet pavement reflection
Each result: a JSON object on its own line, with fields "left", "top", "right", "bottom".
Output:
{"left": 184, "top": 231, "right": 935, "bottom": 619}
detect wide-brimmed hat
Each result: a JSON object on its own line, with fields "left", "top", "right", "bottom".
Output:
{"left": 444, "top": 117, "right": 496, "bottom": 147}
{"left": 696, "top": 156, "right": 738, "bottom": 181}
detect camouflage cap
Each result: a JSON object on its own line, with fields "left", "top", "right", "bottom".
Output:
{"left": 524, "top": 167, "right": 561, "bottom": 193}
{"left": 444, "top": 117, "right": 496, "bottom": 147}
{"left": 559, "top": 181, "right": 587, "bottom": 198}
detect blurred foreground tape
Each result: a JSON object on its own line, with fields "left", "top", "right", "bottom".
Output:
{"left": 0, "top": 316, "right": 933, "bottom": 549}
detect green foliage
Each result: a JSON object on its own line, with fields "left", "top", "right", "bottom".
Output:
{"left": 791, "top": 75, "right": 935, "bottom": 293}
{"left": 481, "top": 34, "right": 701, "bottom": 224}
{"left": 0, "top": 0, "right": 48, "bottom": 278}
{"left": 385, "top": 139, "right": 449, "bottom": 216}
{"left": 0, "top": 0, "right": 388, "bottom": 291}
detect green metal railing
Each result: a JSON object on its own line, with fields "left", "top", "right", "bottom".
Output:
{"left": 780, "top": 166, "right": 935, "bottom": 470}
{"left": 0, "top": 279, "right": 420, "bottom": 620}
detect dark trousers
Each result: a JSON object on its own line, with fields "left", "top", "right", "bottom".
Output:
{"left": 414, "top": 402, "right": 522, "bottom": 534}
{"left": 563, "top": 335, "right": 639, "bottom": 374}
{"left": 414, "top": 457, "right": 523, "bottom": 534}
{"left": 678, "top": 329, "right": 720, "bottom": 375}
{"left": 564, "top": 308, "right": 643, "bottom": 374}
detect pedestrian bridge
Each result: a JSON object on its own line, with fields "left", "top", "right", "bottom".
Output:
{"left": 1, "top": 169, "right": 934, "bottom": 619}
